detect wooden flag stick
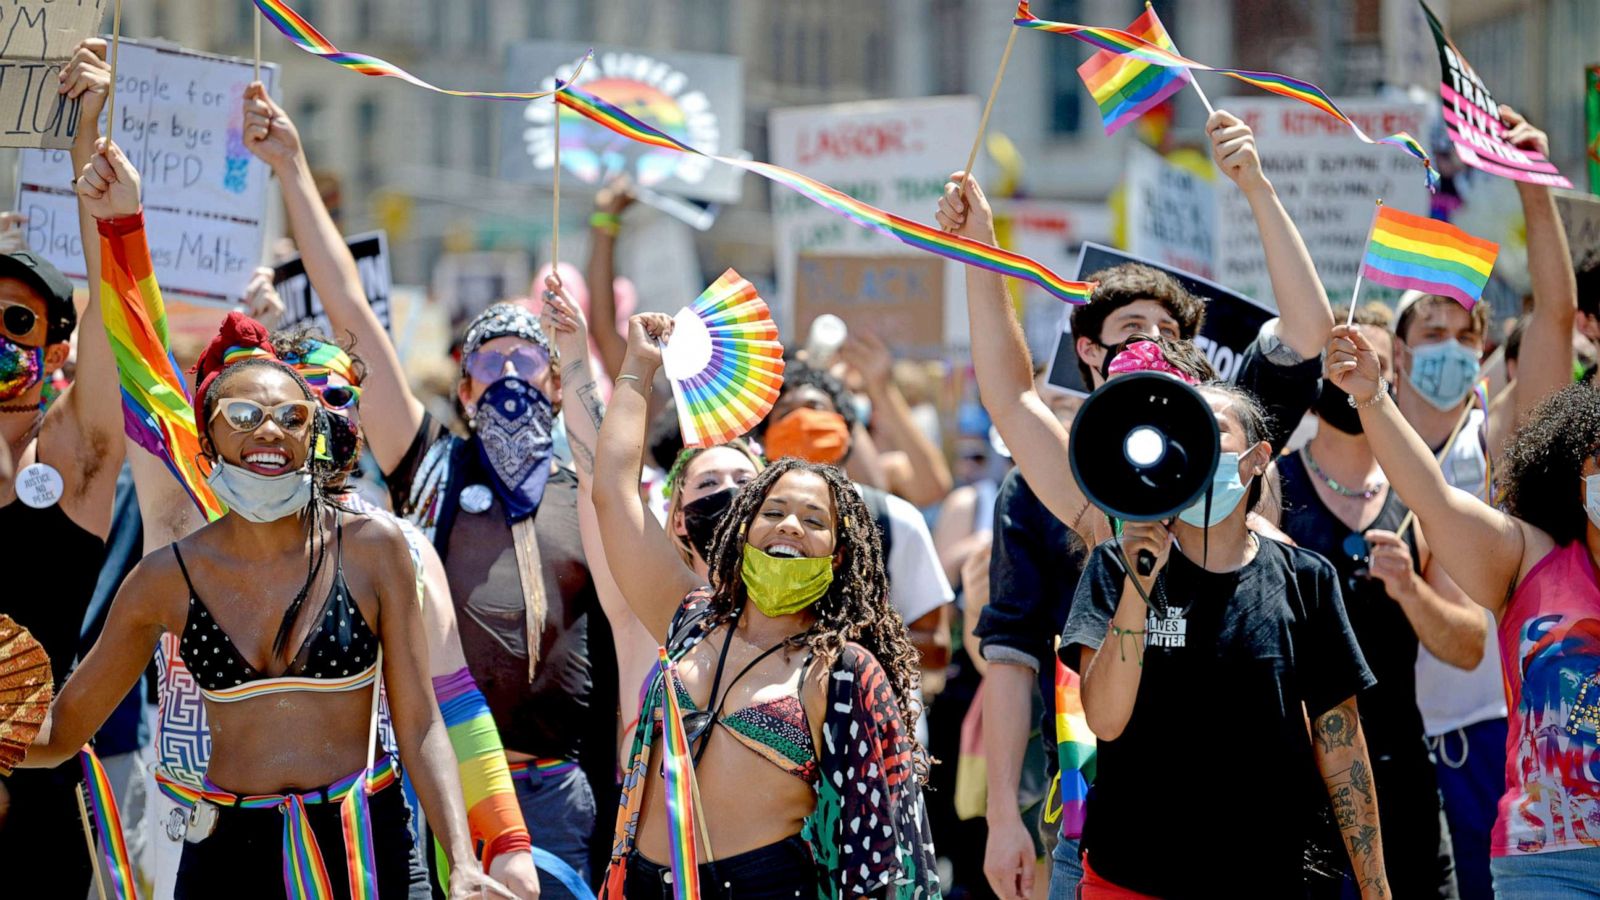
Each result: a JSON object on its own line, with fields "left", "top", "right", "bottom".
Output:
{"left": 551, "top": 89, "right": 562, "bottom": 282}
{"left": 1347, "top": 199, "right": 1384, "bottom": 326}
{"left": 76, "top": 784, "right": 109, "bottom": 900}
{"left": 957, "top": 27, "right": 1018, "bottom": 205}
{"left": 104, "top": 0, "right": 122, "bottom": 143}
{"left": 254, "top": 12, "right": 262, "bottom": 83}
{"left": 1395, "top": 398, "right": 1478, "bottom": 539}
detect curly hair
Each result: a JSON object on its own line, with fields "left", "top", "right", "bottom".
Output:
{"left": 760, "top": 357, "right": 859, "bottom": 435}
{"left": 1501, "top": 384, "right": 1600, "bottom": 546}
{"left": 1070, "top": 263, "right": 1206, "bottom": 384}
{"left": 267, "top": 323, "right": 370, "bottom": 385}
{"left": 698, "top": 457, "right": 927, "bottom": 776}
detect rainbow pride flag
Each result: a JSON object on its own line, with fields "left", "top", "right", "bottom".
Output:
{"left": 1014, "top": 1, "right": 1438, "bottom": 191}
{"left": 1050, "top": 661, "right": 1097, "bottom": 839}
{"left": 656, "top": 649, "right": 702, "bottom": 900}
{"left": 79, "top": 747, "right": 141, "bottom": 900}
{"left": 1077, "top": 5, "right": 1190, "bottom": 136}
{"left": 1360, "top": 206, "right": 1498, "bottom": 309}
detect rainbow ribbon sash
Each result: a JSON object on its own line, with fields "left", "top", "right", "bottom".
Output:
{"left": 79, "top": 747, "right": 141, "bottom": 900}
{"left": 657, "top": 648, "right": 702, "bottom": 900}
{"left": 1014, "top": 1, "right": 1438, "bottom": 192}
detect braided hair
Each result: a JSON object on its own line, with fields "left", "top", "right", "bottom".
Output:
{"left": 698, "top": 457, "right": 928, "bottom": 776}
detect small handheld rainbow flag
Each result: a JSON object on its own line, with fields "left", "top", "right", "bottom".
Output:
{"left": 1360, "top": 206, "right": 1498, "bottom": 309}
{"left": 79, "top": 747, "right": 142, "bottom": 900}
{"left": 1014, "top": 1, "right": 1439, "bottom": 192}
{"left": 1077, "top": 5, "right": 1190, "bottom": 136}
{"left": 656, "top": 648, "right": 702, "bottom": 900}
{"left": 255, "top": 0, "right": 588, "bottom": 99}
{"left": 1049, "top": 661, "right": 1097, "bottom": 839}
{"left": 662, "top": 270, "right": 785, "bottom": 449}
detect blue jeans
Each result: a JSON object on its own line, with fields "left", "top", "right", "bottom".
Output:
{"left": 512, "top": 762, "right": 597, "bottom": 900}
{"left": 1431, "top": 718, "right": 1507, "bottom": 900}
{"left": 1491, "top": 846, "right": 1600, "bottom": 898}
{"left": 1048, "top": 837, "right": 1083, "bottom": 900}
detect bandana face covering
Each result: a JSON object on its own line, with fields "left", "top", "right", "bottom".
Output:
{"left": 682, "top": 487, "right": 737, "bottom": 562}
{"left": 740, "top": 544, "right": 834, "bottom": 617}
{"left": 205, "top": 460, "right": 312, "bottom": 523}
{"left": 764, "top": 408, "right": 850, "bottom": 465}
{"left": 0, "top": 334, "right": 43, "bottom": 401}
{"left": 472, "top": 377, "right": 554, "bottom": 523}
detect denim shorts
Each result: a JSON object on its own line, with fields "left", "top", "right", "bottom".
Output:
{"left": 1490, "top": 846, "right": 1600, "bottom": 899}
{"left": 510, "top": 760, "right": 597, "bottom": 900}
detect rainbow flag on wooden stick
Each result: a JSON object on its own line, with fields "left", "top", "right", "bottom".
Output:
{"left": 1077, "top": 5, "right": 1190, "bottom": 135}
{"left": 1360, "top": 206, "right": 1498, "bottom": 309}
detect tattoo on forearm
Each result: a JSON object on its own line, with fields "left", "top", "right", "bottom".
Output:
{"left": 1315, "top": 702, "right": 1387, "bottom": 898}
{"left": 560, "top": 358, "right": 587, "bottom": 383}
{"left": 1331, "top": 785, "right": 1356, "bottom": 828}
{"left": 569, "top": 434, "right": 595, "bottom": 476}
{"left": 1314, "top": 703, "right": 1357, "bottom": 752}
{"left": 577, "top": 381, "right": 606, "bottom": 430}
{"left": 1349, "top": 758, "right": 1372, "bottom": 803}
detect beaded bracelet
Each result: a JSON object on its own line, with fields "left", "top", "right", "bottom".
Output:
{"left": 1346, "top": 377, "right": 1390, "bottom": 410}
{"left": 1110, "top": 624, "right": 1146, "bottom": 667}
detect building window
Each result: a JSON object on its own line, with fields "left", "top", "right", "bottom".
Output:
{"left": 678, "top": 0, "right": 730, "bottom": 54}
{"left": 357, "top": 97, "right": 380, "bottom": 192}
{"left": 298, "top": 97, "right": 324, "bottom": 165}
{"left": 1044, "top": 0, "right": 1082, "bottom": 136}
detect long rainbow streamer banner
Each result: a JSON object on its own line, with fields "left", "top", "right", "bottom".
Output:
{"left": 1015, "top": 1, "right": 1439, "bottom": 192}
{"left": 1360, "top": 205, "right": 1498, "bottom": 309}
{"left": 99, "top": 214, "right": 225, "bottom": 521}
{"left": 1078, "top": 5, "right": 1190, "bottom": 136}
{"left": 80, "top": 747, "right": 141, "bottom": 900}
{"left": 554, "top": 86, "right": 1097, "bottom": 304}
{"left": 254, "top": 0, "right": 589, "bottom": 99}
{"left": 657, "top": 649, "right": 702, "bottom": 900}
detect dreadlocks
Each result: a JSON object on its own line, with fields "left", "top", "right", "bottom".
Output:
{"left": 698, "top": 457, "right": 928, "bottom": 776}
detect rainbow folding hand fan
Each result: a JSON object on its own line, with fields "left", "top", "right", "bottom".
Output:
{"left": 662, "top": 270, "right": 785, "bottom": 448}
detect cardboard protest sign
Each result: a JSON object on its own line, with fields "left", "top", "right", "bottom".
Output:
{"left": 1421, "top": 1, "right": 1571, "bottom": 189}
{"left": 16, "top": 40, "right": 277, "bottom": 303}
{"left": 0, "top": 1, "right": 104, "bottom": 149}
{"left": 1125, "top": 143, "right": 1217, "bottom": 280}
{"left": 1215, "top": 97, "right": 1431, "bottom": 307}
{"left": 1555, "top": 191, "right": 1600, "bottom": 271}
{"left": 272, "top": 232, "right": 391, "bottom": 336}
{"left": 1046, "top": 243, "right": 1274, "bottom": 396}
{"left": 793, "top": 255, "right": 945, "bottom": 358}
{"left": 769, "top": 96, "right": 978, "bottom": 338}
{"left": 501, "top": 42, "right": 744, "bottom": 204}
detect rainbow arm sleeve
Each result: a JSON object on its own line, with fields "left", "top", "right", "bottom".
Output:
{"left": 432, "top": 667, "right": 530, "bottom": 864}
{"left": 97, "top": 212, "right": 225, "bottom": 519}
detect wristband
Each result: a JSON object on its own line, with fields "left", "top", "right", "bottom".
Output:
{"left": 590, "top": 211, "right": 621, "bottom": 236}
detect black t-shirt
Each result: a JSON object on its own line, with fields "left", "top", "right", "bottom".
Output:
{"left": 1232, "top": 335, "right": 1323, "bottom": 456}
{"left": 1062, "top": 537, "right": 1373, "bottom": 897}
{"left": 1277, "top": 453, "right": 1426, "bottom": 764}
{"left": 387, "top": 415, "right": 607, "bottom": 763}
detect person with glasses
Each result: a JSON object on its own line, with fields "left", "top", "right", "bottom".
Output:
{"left": 0, "top": 39, "right": 135, "bottom": 896}
{"left": 1278, "top": 303, "right": 1484, "bottom": 897}
{"left": 241, "top": 84, "right": 609, "bottom": 899}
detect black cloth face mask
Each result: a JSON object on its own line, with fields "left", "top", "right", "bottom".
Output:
{"left": 681, "top": 487, "right": 738, "bottom": 562}
{"left": 1314, "top": 379, "right": 1366, "bottom": 435}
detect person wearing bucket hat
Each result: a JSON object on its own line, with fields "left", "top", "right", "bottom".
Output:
{"left": 0, "top": 38, "right": 131, "bottom": 897}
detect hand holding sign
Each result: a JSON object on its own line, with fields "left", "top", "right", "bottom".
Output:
{"left": 244, "top": 267, "right": 284, "bottom": 327}
{"left": 1499, "top": 105, "right": 1550, "bottom": 161}
{"left": 241, "top": 82, "right": 301, "bottom": 173}
{"left": 59, "top": 39, "right": 110, "bottom": 139}
{"left": 76, "top": 139, "right": 141, "bottom": 221}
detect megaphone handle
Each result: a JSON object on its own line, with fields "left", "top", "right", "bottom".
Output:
{"left": 1136, "top": 549, "right": 1156, "bottom": 577}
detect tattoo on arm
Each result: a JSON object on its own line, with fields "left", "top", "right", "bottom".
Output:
{"left": 569, "top": 434, "right": 595, "bottom": 476}
{"left": 1314, "top": 703, "right": 1356, "bottom": 752}
{"left": 577, "top": 381, "right": 606, "bottom": 430}
{"left": 1313, "top": 699, "right": 1386, "bottom": 898}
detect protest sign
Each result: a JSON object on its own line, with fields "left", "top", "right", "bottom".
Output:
{"left": 1213, "top": 97, "right": 1430, "bottom": 307}
{"left": 1047, "top": 242, "right": 1273, "bottom": 395}
{"left": 768, "top": 95, "right": 978, "bottom": 337}
{"left": 1421, "top": 1, "right": 1571, "bottom": 189}
{"left": 793, "top": 254, "right": 945, "bottom": 358}
{"left": 1125, "top": 142, "right": 1217, "bottom": 280}
{"left": 500, "top": 42, "right": 744, "bottom": 204}
{"left": 432, "top": 251, "right": 530, "bottom": 328}
{"left": 994, "top": 198, "right": 1113, "bottom": 360}
{"left": 1556, "top": 191, "right": 1600, "bottom": 271}
{"left": 272, "top": 232, "right": 391, "bottom": 336}
{"left": 0, "top": 1, "right": 104, "bottom": 149}
{"left": 16, "top": 40, "right": 277, "bottom": 303}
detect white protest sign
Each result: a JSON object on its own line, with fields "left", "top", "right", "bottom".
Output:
{"left": 994, "top": 198, "right": 1113, "bottom": 360}
{"left": 16, "top": 40, "right": 277, "bottom": 304}
{"left": 273, "top": 232, "right": 391, "bottom": 336}
{"left": 1125, "top": 142, "right": 1217, "bottom": 280}
{"left": 1214, "top": 97, "right": 1431, "bottom": 307}
{"left": 0, "top": 1, "right": 104, "bottom": 149}
{"left": 768, "top": 96, "right": 978, "bottom": 341}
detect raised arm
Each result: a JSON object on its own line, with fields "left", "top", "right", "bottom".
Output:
{"left": 242, "top": 84, "right": 423, "bottom": 472}
{"left": 1210, "top": 110, "right": 1333, "bottom": 359}
{"left": 937, "top": 174, "right": 1092, "bottom": 540}
{"left": 584, "top": 177, "right": 633, "bottom": 377}
{"left": 1311, "top": 698, "right": 1389, "bottom": 899}
{"left": 24, "top": 555, "right": 171, "bottom": 767}
{"left": 1328, "top": 324, "right": 1526, "bottom": 612}
{"left": 1496, "top": 107, "right": 1576, "bottom": 457}
{"left": 839, "top": 331, "right": 953, "bottom": 506}
{"left": 591, "top": 314, "right": 704, "bottom": 642}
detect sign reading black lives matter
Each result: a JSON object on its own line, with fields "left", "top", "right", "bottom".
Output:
{"left": 1046, "top": 243, "right": 1274, "bottom": 396}
{"left": 273, "top": 232, "right": 391, "bottom": 336}
{"left": 499, "top": 42, "right": 744, "bottom": 203}
{"left": 1420, "top": 1, "right": 1570, "bottom": 188}
{"left": 0, "top": 1, "right": 105, "bottom": 149}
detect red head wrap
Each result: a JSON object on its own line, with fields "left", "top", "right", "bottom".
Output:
{"left": 190, "top": 311, "right": 278, "bottom": 434}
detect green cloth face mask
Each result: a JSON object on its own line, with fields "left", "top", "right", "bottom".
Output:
{"left": 740, "top": 544, "right": 834, "bottom": 617}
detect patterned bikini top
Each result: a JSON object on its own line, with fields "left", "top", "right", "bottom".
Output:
{"left": 674, "top": 670, "right": 819, "bottom": 785}
{"left": 171, "top": 518, "right": 380, "bottom": 703}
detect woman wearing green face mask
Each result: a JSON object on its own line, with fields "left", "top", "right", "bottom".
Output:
{"left": 592, "top": 313, "right": 939, "bottom": 899}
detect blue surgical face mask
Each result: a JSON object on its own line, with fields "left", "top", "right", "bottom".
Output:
{"left": 1407, "top": 339, "right": 1481, "bottom": 411}
{"left": 1177, "top": 452, "right": 1251, "bottom": 528}
{"left": 206, "top": 460, "right": 312, "bottom": 523}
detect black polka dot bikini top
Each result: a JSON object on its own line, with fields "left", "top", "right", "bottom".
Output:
{"left": 170, "top": 517, "right": 380, "bottom": 703}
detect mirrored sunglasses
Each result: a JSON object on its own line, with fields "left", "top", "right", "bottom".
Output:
{"left": 210, "top": 398, "right": 318, "bottom": 435}
{"left": 317, "top": 383, "right": 362, "bottom": 411}
{"left": 465, "top": 345, "right": 549, "bottom": 385}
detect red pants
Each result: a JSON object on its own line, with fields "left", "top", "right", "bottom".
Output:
{"left": 1078, "top": 855, "right": 1161, "bottom": 899}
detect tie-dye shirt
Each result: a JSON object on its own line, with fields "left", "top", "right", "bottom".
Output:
{"left": 1494, "top": 540, "right": 1600, "bottom": 856}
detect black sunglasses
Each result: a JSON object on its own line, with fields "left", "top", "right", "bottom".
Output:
{"left": 0, "top": 301, "right": 39, "bottom": 343}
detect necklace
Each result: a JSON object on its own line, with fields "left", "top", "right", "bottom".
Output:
{"left": 0, "top": 400, "right": 41, "bottom": 414}
{"left": 1301, "top": 445, "right": 1384, "bottom": 500}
